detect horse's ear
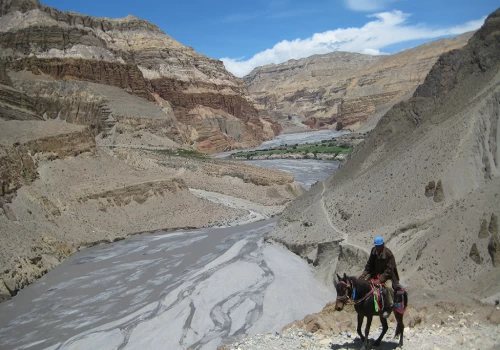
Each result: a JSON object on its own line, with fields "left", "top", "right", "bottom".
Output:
{"left": 343, "top": 273, "right": 347, "bottom": 279}
{"left": 336, "top": 273, "right": 342, "bottom": 282}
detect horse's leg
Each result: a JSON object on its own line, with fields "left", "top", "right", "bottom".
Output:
{"left": 394, "top": 312, "right": 405, "bottom": 347}
{"left": 357, "top": 313, "right": 365, "bottom": 342}
{"left": 373, "top": 316, "right": 388, "bottom": 347}
{"left": 362, "top": 315, "right": 373, "bottom": 350}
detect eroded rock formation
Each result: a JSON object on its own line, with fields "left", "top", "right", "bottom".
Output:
{"left": 0, "top": 120, "right": 94, "bottom": 194}
{"left": 0, "top": 0, "right": 279, "bottom": 152}
{"left": 245, "top": 33, "right": 474, "bottom": 132}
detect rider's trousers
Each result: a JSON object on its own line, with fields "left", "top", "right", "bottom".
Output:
{"left": 384, "top": 280, "right": 394, "bottom": 308}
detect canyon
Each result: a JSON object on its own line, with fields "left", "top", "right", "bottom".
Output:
{"left": 0, "top": 0, "right": 302, "bottom": 299}
{"left": 1, "top": 0, "right": 499, "bottom": 349}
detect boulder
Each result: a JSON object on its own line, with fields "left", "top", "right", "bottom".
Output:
{"left": 469, "top": 243, "right": 482, "bottom": 264}
{"left": 0, "top": 279, "right": 12, "bottom": 301}
{"left": 487, "top": 308, "right": 500, "bottom": 325}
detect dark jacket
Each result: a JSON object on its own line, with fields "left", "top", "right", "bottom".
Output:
{"left": 363, "top": 246, "right": 399, "bottom": 284}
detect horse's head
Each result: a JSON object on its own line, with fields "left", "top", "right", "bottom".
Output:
{"left": 334, "top": 273, "right": 353, "bottom": 311}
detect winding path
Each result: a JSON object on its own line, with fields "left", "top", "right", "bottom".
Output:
{"left": 320, "top": 181, "right": 347, "bottom": 240}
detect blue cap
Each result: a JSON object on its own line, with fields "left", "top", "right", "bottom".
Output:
{"left": 374, "top": 236, "right": 384, "bottom": 246}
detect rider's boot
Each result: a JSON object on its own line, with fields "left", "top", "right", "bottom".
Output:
{"left": 382, "top": 280, "right": 394, "bottom": 318}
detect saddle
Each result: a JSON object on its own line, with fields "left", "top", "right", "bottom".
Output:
{"left": 372, "top": 285, "right": 384, "bottom": 312}
{"left": 370, "top": 280, "right": 406, "bottom": 315}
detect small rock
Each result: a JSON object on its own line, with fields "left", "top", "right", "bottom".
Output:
{"left": 318, "top": 338, "right": 331, "bottom": 346}
{"left": 0, "top": 280, "right": 12, "bottom": 301}
{"left": 2, "top": 277, "right": 16, "bottom": 294}
{"left": 454, "top": 334, "right": 464, "bottom": 345}
{"left": 487, "top": 309, "right": 500, "bottom": 325}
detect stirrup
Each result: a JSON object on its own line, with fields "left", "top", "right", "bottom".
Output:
{"left": 382, "top": 309, "right": 391, "bottom": 318}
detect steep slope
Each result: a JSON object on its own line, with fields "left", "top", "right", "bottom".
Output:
{"left": 0, "top": 0, "right": 279, "bottom": 152}
{"left": 269, "top": 9, "right": 500, "bottom": 301}
{"left": 245, "top": 33, "right": 473, "bottom": 132}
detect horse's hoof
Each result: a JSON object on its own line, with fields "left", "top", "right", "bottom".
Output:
{"left": 373, "top": 340, "right": 381, "bottom": 347}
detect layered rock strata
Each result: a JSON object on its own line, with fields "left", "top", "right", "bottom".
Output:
{"left": 245, "top": 33, "right": 474, "bottom": 132}
{"left": 0, "top": 120, "right": 95, "bottom": 194}
{"left": 0, "top": 0, "right": 279, "bottom": 152}
{"left": 269, "top": 9, "right": 500, "bottom": 301}
{"left": 0, "top": 60, "right": 41, "bottom": 121}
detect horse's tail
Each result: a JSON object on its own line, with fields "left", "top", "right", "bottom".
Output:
{"left": 394, "top": 291, "right": 407, "bottom": 339}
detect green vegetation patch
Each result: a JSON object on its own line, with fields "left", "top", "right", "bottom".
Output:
{"left": 155, "top": 149, "right": 209, "bottom": 159}
{"left": 232, "top": 143, "right": 352, "bottom": 158}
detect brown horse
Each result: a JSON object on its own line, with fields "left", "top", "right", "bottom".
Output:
{"left": 335, "top": 273, "right": 407, "bottom": 349}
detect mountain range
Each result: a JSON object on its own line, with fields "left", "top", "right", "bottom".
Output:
{"left": 244, "top": 32, "right": 474, "bottom": 133}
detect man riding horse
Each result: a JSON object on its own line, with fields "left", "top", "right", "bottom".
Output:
{"left": 359, "top": 236, "right": 399, "bottom": 318}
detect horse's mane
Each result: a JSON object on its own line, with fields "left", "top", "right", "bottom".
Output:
{"left": 345, "top": 276, "right": 373, "bottom": 293}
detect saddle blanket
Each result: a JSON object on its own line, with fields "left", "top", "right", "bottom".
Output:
{"left": 393, "top": 288, "right": 406, "bottom": 315}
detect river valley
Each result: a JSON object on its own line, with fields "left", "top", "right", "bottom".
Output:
{"left": 0, "top": 131, "right": 344, "bottom": 350}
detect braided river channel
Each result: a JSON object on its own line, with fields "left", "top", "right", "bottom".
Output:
{"left": 0, "top": 130, "right": 344, "bottom": 350}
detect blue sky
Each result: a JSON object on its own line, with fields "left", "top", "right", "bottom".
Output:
{"left": 42, "top": 0, "right": 498, "bottom": 76}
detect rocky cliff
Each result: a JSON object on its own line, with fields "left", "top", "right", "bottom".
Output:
{"left": 0, "top": 0, "right": 279, "bottom": 152}
{"left": 269, "top": 9, "right": 500, "bottom": 302}
{"left": 245, "top": 33, "right": 474, "bottom": 132}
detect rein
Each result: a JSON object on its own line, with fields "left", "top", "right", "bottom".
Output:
{"left": 352, "top": 285, "right": 375, "bottom": 305}
{"left": 336, "top": 279, "right": 376, "bottom": 305}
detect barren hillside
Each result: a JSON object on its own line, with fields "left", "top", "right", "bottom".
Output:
{"left": 269, "top": 9, "right": 500, "bottom": 302}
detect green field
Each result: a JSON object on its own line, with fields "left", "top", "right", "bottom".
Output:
{"left": 231, "top": 143, "right": 352, "bottom": 158}
{"left": 155, "top": 149, "right": 209, "bottom": 158}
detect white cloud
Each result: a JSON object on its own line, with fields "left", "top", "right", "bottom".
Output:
{"left": 362, "top": 48, "right": 384, "bottom": 55}
{"left": 221, "top": 11, "right": 485, "bottom": 77}
{"left": 344, "top": 0, "right": 398, "bottom": 12}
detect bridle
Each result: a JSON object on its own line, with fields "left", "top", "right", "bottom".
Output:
{"left": 336, "top": 280, "right": 352, "bottom": 304}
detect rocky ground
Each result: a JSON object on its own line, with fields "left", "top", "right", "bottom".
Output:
{"left": 221, "top": 298, "right": 500, "bottom": 350}
{"left": 221, "top": 322, "right": 500, "bottom": 350}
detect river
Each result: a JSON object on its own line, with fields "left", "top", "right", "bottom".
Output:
{"left": 0, "top": 131, "right": 343, "bottom": 350}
